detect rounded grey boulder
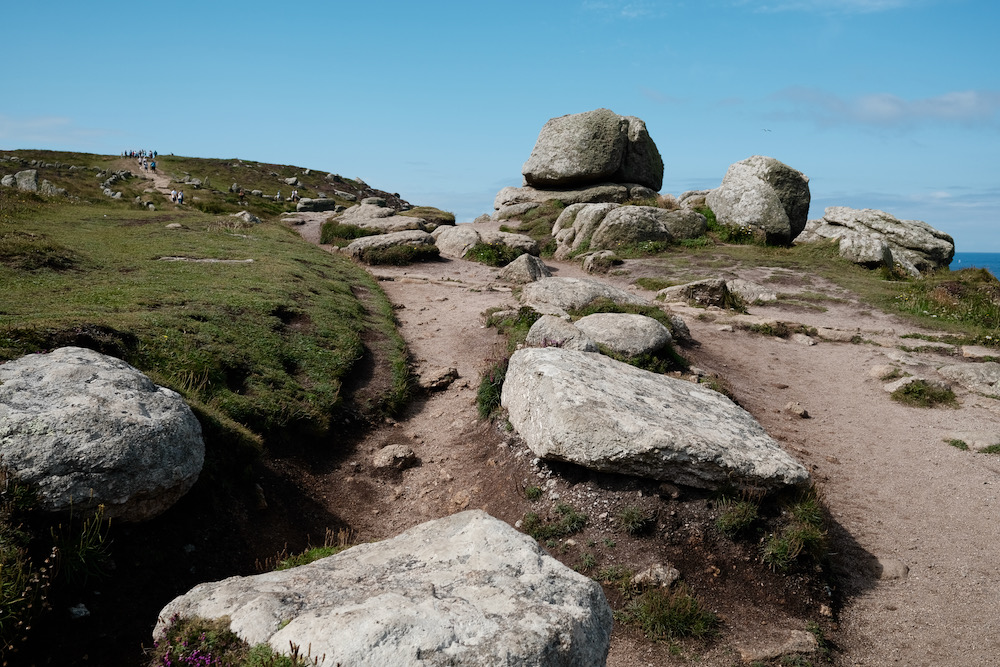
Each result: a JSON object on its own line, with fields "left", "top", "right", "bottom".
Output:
{"left": 0, "top": 347, "right": 204, "bottom": 522}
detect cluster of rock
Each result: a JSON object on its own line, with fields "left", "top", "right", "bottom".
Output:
{"left": 795, "top": 206, "right": 955, "bottom": 274}
{"left": 551, "top": 202, "right": 706, "bottom": 260}
{"left": 0, "top": 168, "right": 68, "bottom": 196}
{"left": 0, "top": 347, "right": 205, "bottom": 522}
{"left": 494, "top": 108, "right": 664, "bottom": 221}
{"left": 156, "top": 510, "right": 613, "bottom": 666}
{"left": 489, "top": 274, "right": 809, "bottom": 493}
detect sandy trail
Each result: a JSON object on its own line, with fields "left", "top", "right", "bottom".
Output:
{"left": 285, "top": 213, "right": 1000, "bottom": 666}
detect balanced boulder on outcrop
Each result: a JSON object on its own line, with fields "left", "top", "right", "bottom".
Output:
{"left": 0, "top": 347, "right": 204, "bottom": 522}
{"left": 501, "top": 347, "right": 809, "bottom": 492}
{"left": 522, "top": 108, "right": 663, "bottom": 191}
{"left": 155, "top": 510, "right": 613, "bottom": 667}
{"left": 706, "top": 156, "right": 811, "bottom": 245}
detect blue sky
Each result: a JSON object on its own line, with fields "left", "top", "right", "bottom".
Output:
{"left": 2, "top": 0, "right": 998, "bottom": 251}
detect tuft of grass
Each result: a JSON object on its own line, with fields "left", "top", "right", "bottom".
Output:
{"left": 355, "top": 243, "right": 440, "bottom": 266}
{"left": 483, "top": 306, "right": 541, "bottom": 355}
{"left": 715, "top": 497, "right": 759, "bottom": 536}
{"left": 149, "top": 614, "right": 320, "bottom": 666}
{"left": 476, "top": 357, "right": 509, "bottom": 419}
{"left": 524, "top": 485, "right": 543, "bottom": 501}
{"left": 319, "top": 221, "right": 381, "bottom": 246}
{"left": 979, "top": 443, "right": 1000, "bottom": 454}
{"left": 616, "top": 506, "right": 655, "bottom": 536}
{"left": 521, "top": 503, "right": 588, "bottom": 541}
{"left": 762, "top": 490, "right": 828, "bottom": 572}
{"left": 890, "top": 379, "right": 958, "bottom": 408}
{"left": 464, "top": 242, "right": 524, "bottom": 267}
{"left": 946, "top": 438, "right": 969, "bottom": 451}
{"left": 618, "top": 584, "right": 719, "bottom": 641}
{"left": 275, "top": 528, "right": 352, "bottom": 570}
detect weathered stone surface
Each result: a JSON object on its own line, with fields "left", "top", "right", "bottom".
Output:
{"left": 522, "top": 109, "right": 663, "bottom": 191}
{"left": 335, "top": 202, "right": 426, "bottom": 232}
{"left": 0, "top": 347, "right": 204, "bottom": 521}
{"left": 372, "top": 444, "right": 417, "bottom": 471}
{"left": 520, "top": 277, "right": 647, "bottom": 317}
{"left": 344, "top": 230, "right": 436, "bottom": 261}
{"left": 552, "top": 203, "right": 619, "bottom": 259}
{"left": 582, "top": 250, "right": 620, "bottom": 274}
{"left": 706, "top": 156, "right": 810, "bottom": 245}
{"left": 501, "top": 347, "right": 809, "bottom": 491}
{"left": 14, "top": 169, "right": 38, "bottom": 192}
{"left": 0, "top": 175, "right": 14, "bottom": 187}
{"left": 590, "top": 206, "right": 706, "bottom": 250}
{"left": 657, "top": 278, "right": 733, "bottom": 308}
{"left": 574, "top": 313, "right": 672, "bottom": 357}
{"left": 296, "top": 198, "right": 341, "bottom": 212}
{"left": 837, "top": 231, "right": 894, "bottom": 268}
{"left": 525, "top": 315, "right": 598, "bottom": 352}
{"left": 797, "top": 207, "right": 954, "bottom": 274}
{"left": 493, "top": 183, "right": 657, "bottom": 219}
{"left": 937, "top": 362, "right": 1000, "bottom": 398}
{"left": 632, "top": 563, "right": 680, "bottom": 588}
{"left": 432, "top": 225, "right": 538, "bottom": 260}
{"left": 230, "top": 211, "right": 261, "bottom": 225}
{"left": 727, "top": 279, "right": 777, "bottom": 304}
{"left": 155, "top": 510, "right": 613, "bottom": 667}
{"left": 498, "top": 253, "right": 553, "bottom": 284}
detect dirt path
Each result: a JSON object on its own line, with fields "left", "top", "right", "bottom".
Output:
{"left": 287, "top": 214, "right": 1000, "bottom": 666}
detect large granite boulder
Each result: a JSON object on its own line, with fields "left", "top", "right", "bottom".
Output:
{"left": 520, "top": 277, "right": 648, "bottom": 317}
{"left": 524, "top": 315, "right": 599, "bottom": 352}
{"left": 498, "top": 253, "right": 553, "bottom": 284}
{"left": 14, "top": 169, "right": 38, "bottom": 192}
{"left": 155, "top": 510, "right": 613, "bottom": 667}
{"left": 521, "top": 109, "right": 664, "bottom": 191}
{"left": 296, "top": 198, "right": 341, "bottom": 212}
{"left": 344, "top": 229, "right": 437, "bottom": 263}
{"left": 334, "top": 201, "right": 429, "bottom": 232}
{"left": 574, "top": 313, "right": 672, "bottom": 357}
{"left": 433, "top": 225, "right": 539, "bottom": 260}
{"left": 493, "top": 183, "right": 658, "bottom": 221}
{"left": 706, "top": 156, "right": 811, "bottom": 245}
{"left": 796, "top": 207, "right": 954, "bottom": 274}
{"left": 937, "top": 362, "right": 1000, "bottom": 398}
{"left": 501, "top": 347, "right": 809, "bottom": 492}
{"left": 551, "top": 203, "right": 706, "bottom": 260}
{"left": 0, "top": 347, "right": 204, "bottom": 522}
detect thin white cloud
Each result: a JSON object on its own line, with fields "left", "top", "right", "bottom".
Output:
{"left": 733, "top": 0, "right": 921, "bottom": 13}
{"left": 582, "top": 1, "right": 664, "bottom": 19}
{"left": 770, "top": 87, "right": 1000, "bottom": 128}
{"left": 0, "top": 115, "right": 112, "bottom": 147}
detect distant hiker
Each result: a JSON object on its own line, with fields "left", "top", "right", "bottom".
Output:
{"left": 238, "top": 188, "right": 245, "bottom": 203}
{"left": 150, "top": 160, "right": 156, "bottom": 172}
{"left": 170, "top": 189, "right": 177, "bottom": 202}
{"left": 177, "top": 190, "right": 184, "bottom": 204}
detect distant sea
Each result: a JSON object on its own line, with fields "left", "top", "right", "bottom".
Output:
{"left": 952, "top": 252, "right": 1000, "bottom": 278}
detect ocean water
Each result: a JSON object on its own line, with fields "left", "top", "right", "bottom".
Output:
{"left": 952, "top": 252, "right": 1000, "bottom": 278}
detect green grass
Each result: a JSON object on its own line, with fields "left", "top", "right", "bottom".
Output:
{"left": 616, "top": 506, "right": 655, "bottom": 536}
{"left": 319, "top": 221, "right": 381, "bottom": 246}
{"left": 889, "top": 380, "right": 958, "bottom": 408}
{"left": 761, "top": 491, "right": 828, "bottom": 572}
{"left": 149, "top": 615, "right": 319, "bottom": 666}
{"left": 715, "top": 497, "right": 760, "bottom": 536}
{"left": 464, "top": 241, "right": 524, "bottom": 267}
{"left": 499, "top": 199, "right": 565, "bottom": 256}
{"left": 476, "top": 357, "right": 509, "bottom": 419}
{"left": 618, "top": 584, "right": 719, "bottom": 641}
{"left": 483, "top": 306, "right": 542, "bottom": 355}
{"left": 521, "top": 503, "right": 588, "bottom": 541}
{"left": 946, "top": 438, "right": 969, "bottom": 451}
{"left": 398, "top": 206, "right": 454, "bottom": 227}
{"left": 979, "top": 443, "right": 1000, "bottom": 454}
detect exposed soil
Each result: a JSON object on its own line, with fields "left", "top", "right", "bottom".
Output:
{"left": 22, "top": 191, "right": 1000, "bottom": 666}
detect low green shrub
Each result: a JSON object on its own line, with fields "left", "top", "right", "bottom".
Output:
{"left": 762, "top": 491, "right": 828, "bottom": 572}
{"left": 946, "top": 438, "right": 969, "bottom": 451}
{"left": 618, "top": 584, "right": 719, "bottom": 641}
{"left": 979, "top": 443, "right": 1000, "bottom": 454}
{"left": 476, "top": 357, "right": 509, "bottom": 419}
{"left": 357, "top": 244, "right": 440, "bottom": 266}
{"left": 521, "top": 503, "right": 588, "bottom": 541}
{"left": 149, "top": 614, "right": 319, "bottom": 666}
{"left": 715, "top": 497, "right": 759, "bottom": 536}
{"left": 889, "top": 380, "right": 958, "bottom": 408}
{"left": 616, "top": 506, "right": 654, "bottom": 536}
{"left": 464, "top": 242, "right": 523, "bottom": 267}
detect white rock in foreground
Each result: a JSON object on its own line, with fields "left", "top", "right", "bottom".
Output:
{"left": 155, "top": 510, "right": 613, "bottom": 667}
{"left": 0, "top": 347, "right": 204, "bottom": 521}
{"left": 501, "top": 347, "right": 809, "bottom": 491}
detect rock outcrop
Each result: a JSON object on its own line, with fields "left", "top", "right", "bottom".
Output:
{"left": 0, "top": 347, "right": 204, "bottom": 522}
{"left": 706, "top": 156, "right": 811, "bottom": 245}
{"left": 501, "top": 347, "right": 809, "bottom": 492}
{"left": 333, "top": 200, "right": 435, "bottom": 232}
{"left": 519, "top": 277, "right": 648, "bottom": 317}
{"left": 433, "top": 225, "right": 539, "bottom": 260}
{"left": 552, "top": 203, "right": 706, "bottom": 259}
{"left": 522, "top": 108, "right": 663, "bottom": 191}
{"left": 498, "top": 253, "right": 553, "bottom": 283}
{"left": 494, "top": 109, "right": 664, "bottom": 220}
{"left": 155, "top": 510, "right": 613, "bottom": 667}
{"left": 344, "top": 229, "right": 437, "bottom": 263}
{"left": 573, "top": 313, "right": 672, "bottom": 357}
{"left": 795, "top": 206, "right": 955, "bottom": 274}
{"left": 525, "top": 315, "right": 599, "bottom": 352}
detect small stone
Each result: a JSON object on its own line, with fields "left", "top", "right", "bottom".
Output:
{"left": 785, "top": 401, "right": 810, "bottom": 419}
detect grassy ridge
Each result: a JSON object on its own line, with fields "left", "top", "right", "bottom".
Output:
{"left": 0, "top": 154, "right": 410, "bottom": 449}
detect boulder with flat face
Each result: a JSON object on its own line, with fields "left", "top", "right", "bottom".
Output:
{"left": 155, "top": 510, "right": 613, "bottom": 667}
{"left": 501, "top": 347, "right": 809, "bottom": 492}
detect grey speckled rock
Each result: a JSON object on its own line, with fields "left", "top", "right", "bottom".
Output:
{"left": 0, "top": 347, "right": 204, "bottom": 522}
{"left": 155, "top": 510, "right": 613, "bottom": 667}
{"left": 498, "top": 254, "right": 553, "bottom": 284}
{"left": 937, "top": 362, "right": 1000, "bottom": 398}
{"left": 521, "top": 109, "right": 663, "bottom": 191}
{"left": 520, "top": 277, "right": 647, "bottom": 317}
{"left": 574, "top": 313, "right": 672, "bottom": 357}
{"left": 501, "top": 347, "right": 809, "bottom": 491}
{"left": 706, "top": 156, "right": 810, "bottom": 245}
{"left": 345, "top": 230, "right": 435, "bottom": 261}
{"left": 525, "top": 315, "right": 598, "bottom": 352}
